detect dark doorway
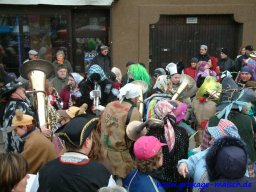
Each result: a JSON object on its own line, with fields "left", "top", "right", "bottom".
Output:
{"left": 149, "top": 14, "right": 242, "bottom": 74}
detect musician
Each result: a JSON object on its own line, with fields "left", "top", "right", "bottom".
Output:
{"left": 191, "top": 76, "right": 222, "bottom": 146}
{"left": 59, "top": 72, "right": 84, "bottom": 109}
{"left": 8, "top": 109, "right": 57, "bottom": 174}
{"left": 0, "top": 79, "right": 36, "bottom": 152}
{"left": 79, "top": 64, "right": 115, "bottom": 114}
{"left": 166, "top": 62, "right": 193, "bottom": 122}
{"left": 100, "top": 83, "right": 142, "bottom": 180}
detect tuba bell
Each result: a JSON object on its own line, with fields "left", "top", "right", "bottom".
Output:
{"left": 20, "top": 59, "right": 54, "bottom": 129}
{"left": 172, "top": 74, "right": 197, "bottom": 100}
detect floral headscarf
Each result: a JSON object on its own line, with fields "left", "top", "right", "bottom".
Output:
{"left": 153, "top": 75, "right": 170, "bottom": 93}
{"left": 154, "top": 100, "right": 176, "bottom": 152}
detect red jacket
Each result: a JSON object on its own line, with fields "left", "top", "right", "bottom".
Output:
{"left": 184, "top": 67, "right": 196, "bottom": 79}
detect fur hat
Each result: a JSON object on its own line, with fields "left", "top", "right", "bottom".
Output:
{"left": 206, "top": 137, "right": 248, "bottom": 181}
{"left": 57, "top": 103, "right": 87, "bottom": 119}
{"left": 8, "top": 110, "right": 34, "bottom": 132}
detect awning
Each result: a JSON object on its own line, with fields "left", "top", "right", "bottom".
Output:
{"left": 0, "top": 0, "right": 114, "bottom": 6}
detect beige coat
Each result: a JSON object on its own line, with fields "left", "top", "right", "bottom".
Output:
{"left": 101, "top": 100, "right": 141, "bottom": 178}
{"left": 22, "top": 129, "right": 57, "bottom": 174}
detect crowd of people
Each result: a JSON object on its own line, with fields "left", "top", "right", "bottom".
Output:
{"left": 1, "top": 43, "right": 256, "bottom": 192}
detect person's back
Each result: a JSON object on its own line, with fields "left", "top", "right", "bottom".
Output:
{"left": 124, "top": 169, "right": 165, "bottom": 192}
{"left": 38, "top": 157, "right": 111, "bottom": 192}
{"left": 38, "top": 114, "right": 113, "bottom": 192}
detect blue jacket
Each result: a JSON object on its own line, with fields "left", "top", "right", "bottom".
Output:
{"left": 124, "top": 169, "right": 165, "bottom": 192}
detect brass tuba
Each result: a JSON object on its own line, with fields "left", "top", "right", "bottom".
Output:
{"left": 21, "top": 59, "right": 54, "bottom": 129}
{"left": 172, "top": 74, "right": 197, "bottom": 100}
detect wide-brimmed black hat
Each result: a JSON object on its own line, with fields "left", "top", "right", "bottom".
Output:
{"left": 56, "top": 114, "right": 98, "bottom": 148}
{"left": 0, "top": 80, "right": 23, "bottom": 99}
{"left": 216, "top": 77, "right": 255, "bottom": 118}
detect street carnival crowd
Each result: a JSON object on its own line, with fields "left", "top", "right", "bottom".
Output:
{"left": 1, "top": 44, "right": 256, "bottom": 192}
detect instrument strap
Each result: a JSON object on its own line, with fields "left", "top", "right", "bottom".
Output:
{"left": 125, "top": 105, "right": 135, "bottom": 126}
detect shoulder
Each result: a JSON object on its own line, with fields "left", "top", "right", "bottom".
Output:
{"left": 87, "top": 160, "right": 111, "bottom": 175}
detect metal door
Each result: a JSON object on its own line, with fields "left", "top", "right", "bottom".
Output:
{"left": 149, "top": 15, "right": 242, "bottom": 74}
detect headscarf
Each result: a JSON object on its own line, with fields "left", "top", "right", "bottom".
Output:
{"left": 111, "top": 67, "right": 122, "bottom": 83}
{"left": 154, "top": 100, "right": 176, "bottom": 152}
{"left": 88, "top": 64, "right": 107, "bottom": 82}
{"left": 195, "top": 61, "right": 216, "bottom": 81}
{"left": 118, "top": 83, "right": 141, "bottom": 102}
{"left": 153, "top": 75, "right": 169, "bottom": 93}
{"left": 70, "top": 73, "right": 84, "bottom": 85}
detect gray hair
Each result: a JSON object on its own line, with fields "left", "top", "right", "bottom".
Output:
{"left": 56, "top": 50, "right": 65, "bottom": 57}
{"left": 98, "top": 186, "right": 127, "bottom": 192}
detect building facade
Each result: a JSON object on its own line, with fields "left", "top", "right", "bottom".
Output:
{"left": 0, "top": 0, "right": 256, "bottom": 75}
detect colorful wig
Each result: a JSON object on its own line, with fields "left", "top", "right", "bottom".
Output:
{"left": 128, "top": 64, "right": 151, "bottom": 86}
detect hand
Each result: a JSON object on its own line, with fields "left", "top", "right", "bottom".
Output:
{"left": 93, "top": 105, "right": 105, "bottom": 112}
{"left": 178, "top": 163, "right": 189, "bottom": 178}
{"left": 40, "top": 125, "right": 52, "bottom": 138}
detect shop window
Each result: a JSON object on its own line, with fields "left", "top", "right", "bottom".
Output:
{"left": 0, "top": 14, "right": 68, "bottom": 75}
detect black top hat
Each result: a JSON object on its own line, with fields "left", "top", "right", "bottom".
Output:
{"left": 56, "top": 114, "right": 98, "bottom": 148}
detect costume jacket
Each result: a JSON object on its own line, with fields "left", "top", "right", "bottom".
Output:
{"left": 38, "top": 152, "right": 111, "bottom": 192}
{"left": 101, "top": 100, "right": 141, "bottom": 178}
{"left": 21, "top": 129, "right": 57, "bottom": 174}
{"left": 124, "top": 169, "right": 165, "bottom": 192}
{"left": 2, "top": 98, "right": 35, "bottom": 152}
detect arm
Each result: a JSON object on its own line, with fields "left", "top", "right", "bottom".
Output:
{"left": 177, "top": 150, "right": 207, "bottom": 178}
